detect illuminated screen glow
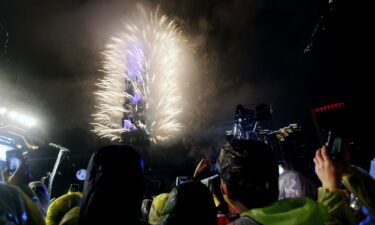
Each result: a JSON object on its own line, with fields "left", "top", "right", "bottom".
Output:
{"left": 0, "top": 144, "right": 14, "bottom": 161}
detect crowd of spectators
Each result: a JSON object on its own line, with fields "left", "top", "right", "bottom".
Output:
{"left": 1, "top": 137, "right": 374, "bottom": 225}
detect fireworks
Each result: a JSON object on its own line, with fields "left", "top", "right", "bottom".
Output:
{"left": 92, "top": 6, "right": 188, "bottom": 142}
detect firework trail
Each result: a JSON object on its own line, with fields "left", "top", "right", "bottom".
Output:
{"left": 92, "top": 6, "right": 189, "bottom": 142}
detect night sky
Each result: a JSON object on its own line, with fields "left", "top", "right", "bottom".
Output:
{"left": 0, "top": 0, "right": 367, "bottom": 195}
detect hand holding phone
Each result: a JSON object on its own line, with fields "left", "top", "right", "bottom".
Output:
{"left": 311, "top": 102, "right": 351, "bottom": 160}
{"left": 2, "top": 150, "right": 31, "bottom": 186}
{"left": 314, "top": 144, "right": 351, "bottom": 189}
{"left": 314, "top": 146, "right": 341, "bottom": 189}
{"left": 6, "top": 150, "right": 24, "bottom": 175}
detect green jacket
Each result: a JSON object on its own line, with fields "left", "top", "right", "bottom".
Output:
{"left": 317, "top": 188, "right": 355, "bottom": 225}
{"left": 317, "top": 165, "right": 375, "bottom": 225}
{"left": 240, "top": 197, "right": 329, "bottom": 225}
{"left": 342, "top": 166, "right": 375, "bottom": 215}
{"left": 239, "top": 185, "right": 358, "bottom": 225}
{"left": 235, "top": 165, "right": 372, "bottom": 225}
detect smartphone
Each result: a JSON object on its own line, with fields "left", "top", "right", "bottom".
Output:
{"left": 326, "top": 131, "right": 343, "bottom": 160}
{"left": 311, "top": 102, "right": 350, "bottom": 160}
{"left": 210, "top": 162, "right": 218, "bottom": 174}
{"left": 6, "top": 150, "right": 24, "bottom": 175}
{"left": 176, "top": 176, "right": 188, "bottom": 186}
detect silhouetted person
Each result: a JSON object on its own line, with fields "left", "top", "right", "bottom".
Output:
{"left": 278, "top": 165, "right": 317, "bottom": 200}
{"left": 158, "top": 180, "right": 217, "bottom": 225}
{"left": 78, "top": 145, "right": 146, "bottom": 225}
{"left": 218, "top": 140, "right": 330, "bottom": 225}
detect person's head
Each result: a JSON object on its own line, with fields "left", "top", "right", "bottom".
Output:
{"left": 78, "top": 145, "right": 145, "bottom": 225}
{"left": 0, "top": 183, "right": 45, "bottom": 225}
{"left": 0, "top": 182, "right": 28, "bottom": 224}
{"left": 217, "top": 139, "right": 278, "bottom": 212}
{"left": 29, "top": 181, "right": 50, "bottom": 215}
{"left": 159, "top": 180, "right": 217, "bottom": 225}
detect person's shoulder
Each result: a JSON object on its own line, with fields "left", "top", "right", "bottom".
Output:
{"left": 0, "top": 182, "right": 17, "bottom": 191}
{"left": 0, "top": 182, "right": 24, "bottom": 200}
{"left": 229, "top": 217, "right": 260, "bottom": 225}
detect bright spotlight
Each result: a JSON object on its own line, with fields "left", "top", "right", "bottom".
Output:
{"left": 0, "top": 107, "right": 7, "bottom": 115}
{"left": 8, "top": 111, "right": 19, "bottom": 120}
{"left": 0, "top": 107, "right": 38, "bottom": 128}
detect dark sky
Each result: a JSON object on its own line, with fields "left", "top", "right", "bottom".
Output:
{"left": 0, "top": 0, "right": 356, "bottom": 193}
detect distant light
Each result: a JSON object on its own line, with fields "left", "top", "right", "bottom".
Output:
{"left": 16, "top": 144, "right": 22, "bottom": 149}
{"left": 29, "top": 145, "right": 38, "bottom": 150}
{"left": 312, "top": 102, "right": 345, "bottom": 113}
{"left": 9, "top": 111, "right": 19, "bottom": 120}
{"left": 24, "top": 117, "right": 37, "bottom": 128}
{"left": 123, "top": 119, "right": 133, "bottom": 129}
{"left": 278, "top": 165, "right": 284, "bottom": 175}
{"left": 1, "top": 108, "right": 38, "bottom": 128}
{"left": 0, "top": 107, "right": 7, "bottom": 115}
{"left": 76, "top": 169, "right": 87, "bottom": 181}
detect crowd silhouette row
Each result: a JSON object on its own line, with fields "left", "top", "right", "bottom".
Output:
{"left": 1, "top": 138, "right": 374, "bottom": 225}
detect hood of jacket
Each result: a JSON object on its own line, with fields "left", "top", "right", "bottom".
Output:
{"left": 241, "top": 197, "right": 328, "bottom": 225}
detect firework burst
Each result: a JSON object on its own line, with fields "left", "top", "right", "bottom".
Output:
{"left": 92, "top": 6, "right": 188, "bottom": 142}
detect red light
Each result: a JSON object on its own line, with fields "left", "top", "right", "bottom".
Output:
{"left": 313, "top": 102, "right": 345, "bottom": 113}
